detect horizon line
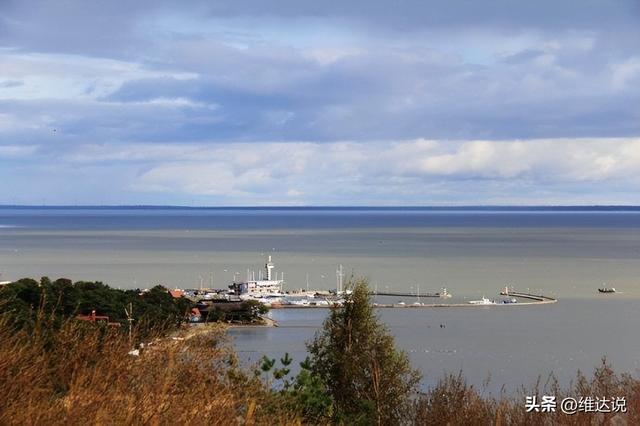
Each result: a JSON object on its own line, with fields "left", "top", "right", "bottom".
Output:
{"left": 2, "top": 204, "right": 640, "bottom": 210}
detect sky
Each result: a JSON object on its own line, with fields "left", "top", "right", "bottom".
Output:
{"left": 0, "top": 0, "right": 639, "bottom": 205}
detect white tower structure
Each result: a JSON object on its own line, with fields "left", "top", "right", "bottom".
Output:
{"left": 266, "top": 255, "right": 275, "bottom": 281}
{"left": 336, "top": 264, "right": 344, "bottom": 294}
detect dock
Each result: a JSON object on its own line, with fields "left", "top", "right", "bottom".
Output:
{"left": 499, "top": 290, "right": 557, "bottom": 303}
{"left": 275, "top": 291, "right": 557, "bottom": 309}
{"left": 370, "top": 291, "right": 444, "bottom": 298}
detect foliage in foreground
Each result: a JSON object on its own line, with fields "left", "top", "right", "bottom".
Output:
{"left": 308, "top": 278, "right": 422, "bottom": 424}
{"left": 414, "top": 361, "right": 640, "bottom": 425}
{"left": 0, "top": 315, "right": 301, "bottom": 425}
{"left": 1, "top": 277, "right": 640, "bottom": 425}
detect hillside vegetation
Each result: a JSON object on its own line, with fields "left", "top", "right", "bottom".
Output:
{"left": 1, "top": 278, "right": 639, "bottom": 425}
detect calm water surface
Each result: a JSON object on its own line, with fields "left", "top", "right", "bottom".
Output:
{"left": 231, "top": 298, "right": 640, "bottom": 394}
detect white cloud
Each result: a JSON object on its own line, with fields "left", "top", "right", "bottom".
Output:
{"left": 52, "top": 138, "right": 640, "bottom": 204}
{"left": 611, "top": 57, "right": 640, "bottom": 90}
{"left": 0, "top": 144, "right": 38, "bottom": 158}
{"left": 0, "top": 50, "right": 197, "bottom": 101}
{"left": 404, "top": 139, "right": 640, "bottom": 182}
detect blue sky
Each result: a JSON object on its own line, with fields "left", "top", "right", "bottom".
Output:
{"left": 1, "top": 0, "right": 639, "bottom": 205}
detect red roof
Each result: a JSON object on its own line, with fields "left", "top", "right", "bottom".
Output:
{"left": 169, "top": 289, "right": 184, "bottom": 298}
{"left": 76, "top": 310, "right": 121, "bottom": 326}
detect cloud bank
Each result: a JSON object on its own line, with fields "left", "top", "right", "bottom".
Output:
{"left": 0, "top": 0, "right": 639, "bottom": 204}
{"left": 2, "top": 138, "right": 638, "bottom": 205}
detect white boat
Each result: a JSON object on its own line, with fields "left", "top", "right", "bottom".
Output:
{"left": 468, "top": 297, "right": 496, "bottom": 305}
{"left": 249, "top": 295, "right": 283, "bottom": 306}
{"left": 439, "top": 288, "right": 452, "bottom": 298}
{"left": 287, "top": 290, "right": 316, "bottom": 298}
{"left": 286, "top": 298, "right": 311, "bottom": 306}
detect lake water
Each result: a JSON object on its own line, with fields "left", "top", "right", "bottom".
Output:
{"left": 1, "top": 206, "right": 639, "bottom": 392}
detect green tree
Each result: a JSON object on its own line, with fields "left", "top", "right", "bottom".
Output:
{"left": 255, "top": 353, "right": 332, "bottom": 423}
{"left": 242, "top": 299, "right": 269, "bottom": 317}
{"left": 291, "top": 357, "right": 333, "bottom": 422}
{"left": 0, "top": 279, "right": 192, "bottom": 336}
{"left": 308, "top": 278, "right": 421, "bottom": 425}
{"left": 0, "top": 278, "right": 40, "bottom": 329}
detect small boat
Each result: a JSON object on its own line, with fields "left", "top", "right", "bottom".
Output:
{"left": 598, "top": 287, "right": 616, "bottom": 293}
{"left": 286, "top": 298, "right": 311, "bottom": 306}
{"left": 438, "top": 287, "right": 452, "bottom": 298}
{"left": 468, "top": 297, "right": 496, "bottom": 305}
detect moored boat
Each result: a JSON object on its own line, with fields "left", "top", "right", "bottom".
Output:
{"left": 468, "top": 297, "right": 496, "bottom": 305}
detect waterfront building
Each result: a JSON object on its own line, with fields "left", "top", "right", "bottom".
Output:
{"left": 230, "top": 256, "right": 284, "bottom": 296}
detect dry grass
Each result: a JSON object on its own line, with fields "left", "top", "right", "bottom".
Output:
{"left": 415, "top": 361, "right": 640, "bottom": 425}
{"left": 414, "top": 372, "right": 497, "bottom": 425}
{"left": 0, "top": 316, "right": 301, "bottom": 425}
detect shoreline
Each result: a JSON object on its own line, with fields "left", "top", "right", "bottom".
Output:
{"left": 226, "top": 315, "right": 279, "bottom": 328}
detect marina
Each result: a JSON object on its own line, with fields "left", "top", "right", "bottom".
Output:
{"left": 180, "top": 257, "right": 558, "bottom": 310}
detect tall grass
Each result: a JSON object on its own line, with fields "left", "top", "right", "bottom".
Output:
{"left": 0, "top": 314, "right": 300, "bottom": 425}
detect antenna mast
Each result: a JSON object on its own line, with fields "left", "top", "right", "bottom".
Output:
{"left": 124, "top": 302, "right": 134, "bottom": 346}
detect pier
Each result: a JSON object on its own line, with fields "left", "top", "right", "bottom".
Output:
{"left": 499, "top": 289, "right": 557, "bottom": 303}
{"left": 370, "top": 291, "right": 444, "bottom": 298}
{"left": 276, "top": 291, "right": 557, "bottom": 309}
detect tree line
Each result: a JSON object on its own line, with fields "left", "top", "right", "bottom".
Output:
{"left": 0, "top": 277, "right": 191, "bottom": 334}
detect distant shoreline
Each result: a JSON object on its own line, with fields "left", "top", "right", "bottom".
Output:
{"left": 2, "top": 205, "right": 640, "bottom": 211}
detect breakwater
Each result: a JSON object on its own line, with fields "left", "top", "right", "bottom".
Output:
{"left": 275, "top": 291, "right": 557, "bottom": 309}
